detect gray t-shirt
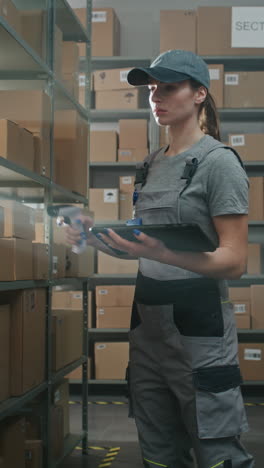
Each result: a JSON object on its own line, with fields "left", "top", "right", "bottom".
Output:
{"left": 136, "top": 134, "right": 249, "bottom": 281}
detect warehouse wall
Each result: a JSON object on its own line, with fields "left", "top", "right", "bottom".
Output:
{"left": 70, "top": 0, "right": 264, "bottom": 57}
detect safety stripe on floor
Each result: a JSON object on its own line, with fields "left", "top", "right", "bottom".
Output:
{"left": 70, "top": 400, "right": 264, "bottom": 407}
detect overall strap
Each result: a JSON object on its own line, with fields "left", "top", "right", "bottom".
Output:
{"left": 134, "top": 148, "right": 162, "bottom": 187}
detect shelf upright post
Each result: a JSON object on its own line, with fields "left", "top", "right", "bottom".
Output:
{"left": 82, "top": 279, "right": 89, "bottom": 454}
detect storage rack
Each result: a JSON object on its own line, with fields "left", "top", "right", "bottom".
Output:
{"left": 83, "top": 54, "right": 264, "bottom": 395}
{"left": 0, "top": 1, "right": 92, "bottom": 467}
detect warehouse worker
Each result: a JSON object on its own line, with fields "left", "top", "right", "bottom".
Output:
{"left": 65, "top": 50, "right": 254, "bottom": 468}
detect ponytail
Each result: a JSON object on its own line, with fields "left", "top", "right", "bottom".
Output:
{"left": 189, "top": 79, "right": 221, "bottom": 141}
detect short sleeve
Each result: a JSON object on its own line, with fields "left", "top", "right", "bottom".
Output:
{"left": 206, "top": 150, "right": 249, "bottom": 217}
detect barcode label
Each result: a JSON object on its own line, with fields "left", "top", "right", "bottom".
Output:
{"left": 121, "top": 176, "right": 132, "bottom": 184}
{"left": 73, "top": 293, "right": 82, "bottom": 299}
{"left": 231, "top": 135, "right": 245, "bottom": 147}
{"left": 52, "top": 256, "right": 58, "bottom": 274}
{"left": 119, "top": 150, "right": 132, "bottom": 157}
{"left": 120, "top": 70, "right": 130, "bottom": 82}
{"left": 92, "top": 11, "right": 107, "bottom": 22}
{"left": 104, "top": 189, "right": 117, "bottom": 203}
{"left": 209, "top": 69, "right": 220, "bottom": 80}
{"left": 244, "top": 349, "right": 262, "bottom": 361}
{"left": 225, "top": 74, "right": 239, "bottom": 85}
{"left": 99, "top": 289, "right": 108, "bottom": 295}
{"left": 234, "top": 304, "right": 247, "bottom": 314}
{"left": 99, "top": 309, "right": 105, "bottom": 315}
{"left": 79, "top": 74, "right": 86, "bottom": 87}
{"left": 97, "top": 344, "right": 106, "bottom": 350}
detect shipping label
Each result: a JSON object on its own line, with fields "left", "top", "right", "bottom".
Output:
{"left": 231, "top": 135, "right": 245, "bottom": 147}
{"left": 225, "top": 74, "right": 239, "bottom": 85}
{"left": 92, "top": 11, "right": 107, "bottom": 22}
{"left": 99, "top": 289, "right": 108, "bottom": 295}
{"left": 209, "top": 69, "right": 220, "bottom": 80}
{"left": 103, "top": 189, "right": 118, "bottom": 203}
{"left": 234, "top": 304, "right": 247, "bottom": 314}
{"left": 121, "top": 176, "right": 133, "bottom": 184}
{"left": 244, "top": 348, "right": 262, "bottom": 361}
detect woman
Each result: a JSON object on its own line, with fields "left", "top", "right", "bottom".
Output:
{"left": 66, "top": 50, "right": 254, "bottom": 468}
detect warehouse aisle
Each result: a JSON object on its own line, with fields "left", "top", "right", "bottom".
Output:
{"left": 61, "top": 397, "right": 264, "bottom": 467}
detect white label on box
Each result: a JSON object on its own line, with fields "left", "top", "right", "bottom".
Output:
{"left": 225, "top": 74, "right": 239, "bottom": 85}
{"left": 97, "top": 344, "right": 106, "bottom": 349}
{"left": 209, "top": 69, "right": 220, "bottom": 80}
{"left": 53, "top": 256, "right": 58, "bottom": 274}
{"left": 99, "top": 289, "right": 108, "bottom": 295}
{"left": 232, "top": 7, "right": 264, "bottom": 48}
{"left": 42, "top": 166, "right": 46, "bottom": 175}
{"left": 120, "top": 70, "right": 131, "bottom": 83}
{"left": 73, "top": 293, "right": 82, "bottom": 299}
{"left": 121, "top": 176, "right": 133, "bottom": 184}
{"left": 119, "top": 150, "right": 132, "bottom": 157}
{"left": 231, "top": 135, "right": 245, "bottom": 147}
{"left": 234, "top": 304, "right": 247, "bottom": 314}
{"left": 244, "top": 349, "right": 262, "bottom": 361}
{"left": 92, "top": 11, "right": 107, "bottom": 23}
{"left": 104, "top": 189, "right": 117, "bottom": 203}
{"left": 99, "top": 309, "right": 105, "bottom": 315}
{"left": 79, "top": 74, "right": 86, "bottom": 87}
{"left": 54, "top": 390, "right": 61, "bottom": 403}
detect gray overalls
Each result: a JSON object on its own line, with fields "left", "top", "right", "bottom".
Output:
{"left": 127, "top": 135, "right": 254, "bottom": 468}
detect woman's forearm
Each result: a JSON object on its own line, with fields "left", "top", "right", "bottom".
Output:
{"left": 158, "top": 246, "right": 246, "bottom": 280}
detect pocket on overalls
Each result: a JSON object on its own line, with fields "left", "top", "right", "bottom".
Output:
{"left": 192, "top": 365, "right": 248, "bottom": 438}
{"left": 173, "top": 284, "right": 224, "bottom": 337}
{"left": 135, "top": 189, "right": 182, "bottom": 224}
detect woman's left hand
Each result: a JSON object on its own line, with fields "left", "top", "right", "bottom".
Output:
{"left": 97, "top": 228, "right": 168, "bottom": 261}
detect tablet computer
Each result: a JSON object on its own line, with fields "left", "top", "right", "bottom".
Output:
{"left": 90, "top": 223, "right": 216, "bottom": 252}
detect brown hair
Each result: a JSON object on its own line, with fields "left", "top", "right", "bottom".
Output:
{"left": 189, "top": 79, "right": 221, "bottom": 141}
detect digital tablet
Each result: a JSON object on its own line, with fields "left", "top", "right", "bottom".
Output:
{"left": 90, "top": 223, "right": 216, "bottom": 252}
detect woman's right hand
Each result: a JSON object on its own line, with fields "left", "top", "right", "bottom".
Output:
{"left": 65, "top": 215, "right": 96, "bottom": 247}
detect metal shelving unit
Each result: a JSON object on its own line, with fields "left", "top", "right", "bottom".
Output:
{"left": 0, "top": 1, "right": 92, "bottom": 466}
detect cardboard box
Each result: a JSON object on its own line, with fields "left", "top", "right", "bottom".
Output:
{"left": 248, "top": 177, "right": 264, "bottom": 221}
{"left": 224, "top": 72, "right": 264, "bottom": 108}
{"left": 0, "top": 417, "right": 26, "bottom": 468}
{"left": 251, "top": 285, "right": 264, "bottom": 330}
{"left": 0, "top": 119, "right": 20, "bottom": 164}
{"left": 53, "top": 379, "right": 69, "bottom": 438}
{"left": 160, "top": 10, "right": 196, "bottom": 53}
{"left": 25, "top": 440, "right": 43, "bottom": 468}
{"left": 0, "top": 206, "right": 3, "bottom": 237}
{"left": 229, "top": 287, "right": 251, "bottom": 329}
{"left": 0, "top": 90, "right": 51, "bottom": 137}
{"left": 20, "top": 9, "right": 47, "bottom": 60}
{"left": 62, "top": 72, "right": 79, "bottom": 99}
{"left": 119, "top": 176, "right": 135, "bottom": 193}
{"left": 89, "top": 188, "right": 119, "bottom": 221}
{"left": 90, "top": 8, "right": 120, "bottom": 57}
{"left": 118, "top": 148, "right": 148, "bottom": 163}
{"left": 0, "top": 238, "right": 32, "bottom": 281}
{"left": 119, "top": 119, "right": 148, "bottom": 149}
{"left": 119, "top": 192, "right": 133, "bottom": 220}
{"left": 94, "top": 342, "right": 129, "bottom": 380}
{"left": 54, "top": 109, "right": 86, "bottom": 140}
{"left": 93, "top": 68, "right": 133, "bottom": 91}
{"left": 19, "top": 127, "right": 34, "bottom": 172}
{"left": 95, "top": 89, "right": 148, "bottom": 110}
{"left": 9, "top": 289, "right": 46, "bottom": 396}
{"left": 247, "top": 244, "right": 261, "bottom": 275}
{"left": 90, "top": 131, "right": 117, "bottom": 162}
{"left": 32, "top": 243, "right": 49, "bottom": 280}
{"left": 96, "top": 306, "right": 131, "bottom": 329}
{"left": 52, "top": 310, "right": 83, "bottom": 371}
{"left": 74, "top": 7, "right": 87, "bottom": 30}
{"left": 208, "top": 65, "right": 224, "bottom": 109}
{"left": 66, "top": 246, "right": 95, "bottom": 278}
{"left": 55, "top": 153, "right": 88, "bottom": 197}
{"left": 239, "top": 343, "right": 264, "bottom": 381}
{"left": 197, "top": 7, "right": 264, "bottom": 56}
{"left": 52, "top": 243, "right": 66, "bottom": 279}
{"left": 1, "top": 200, "right": 35, "bottom": 241}
{"left": 34, "top": 223, "right": 45, "bottom": 243}
{"left": 0, "top": 0, "right": 21, "bottom": 34}
{"left": 96, "top": 285, "right": 135, "bottom": 307}
{"left": 33, "top": 132, "right": 50, "bottom": 178}
{"left": 228, "top": 134, "right": 264, "bottom": 162}
{"left": 97, "top": 251, "right": 138, "bottom": 275}
{"left": 52, "top": 290, "right": 92, "bottom": 328}
{"left": 0, "top": 305, "right": 10, "bottom": 401}
{"left": 51, "top": 406, "right": 64, "bottom": 461}
{"left": 62, "top": 41, "right": 79, "bottom": 75}
{"left": 65, "top": 357, "right": 91, "bottom": 380}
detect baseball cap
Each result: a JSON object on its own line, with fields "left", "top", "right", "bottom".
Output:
{"left": 127, "top": 50, "right": 210, "bottom": 89}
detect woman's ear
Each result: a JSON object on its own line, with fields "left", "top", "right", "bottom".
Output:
{"left": 195, "top": 86, "right": 207, "bottom": 105}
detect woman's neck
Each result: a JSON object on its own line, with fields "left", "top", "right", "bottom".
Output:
{"left": 164, "top": 121, "right": 205, "bottom": 157}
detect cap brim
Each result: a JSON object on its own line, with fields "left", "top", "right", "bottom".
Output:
{"left": 127, "top": 66, "right": 191, "bottom": 86}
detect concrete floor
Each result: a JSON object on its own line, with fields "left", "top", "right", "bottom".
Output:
{"left": 61, "top": 396, "right": 264, "bottom": 467}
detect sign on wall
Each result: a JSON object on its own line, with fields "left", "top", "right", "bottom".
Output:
{"left": 232, "top": 7, "right": 264, "bottom": 48}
